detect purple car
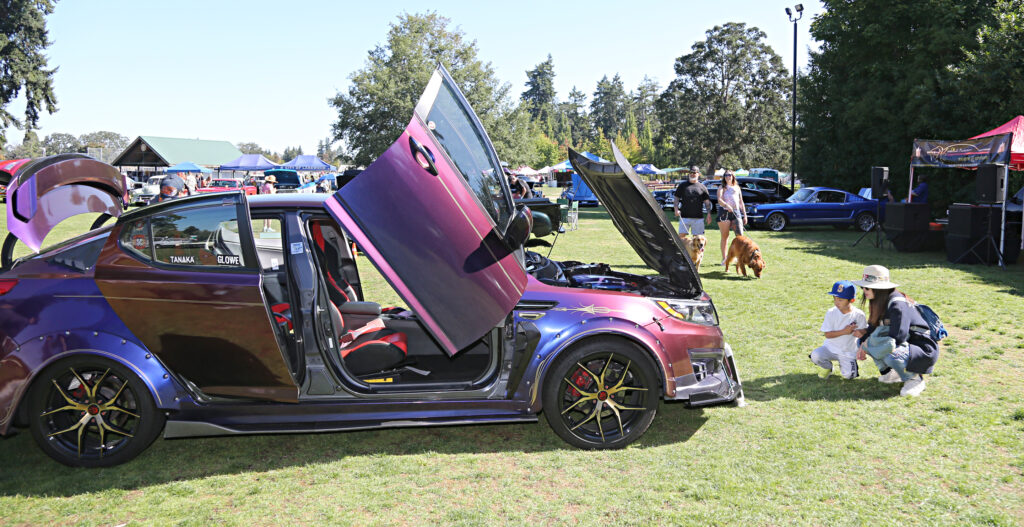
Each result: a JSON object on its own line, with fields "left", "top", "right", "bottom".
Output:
{"left": 0, "top": 67, "right": 742, "bottom": 467}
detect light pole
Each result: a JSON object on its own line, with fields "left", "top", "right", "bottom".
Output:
{"left": 786, "top": 4, "right": 803, "bottom": 193}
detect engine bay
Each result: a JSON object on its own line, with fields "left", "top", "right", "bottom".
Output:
{"left": 524, "top": 250, "right": 696, "bottom": 298}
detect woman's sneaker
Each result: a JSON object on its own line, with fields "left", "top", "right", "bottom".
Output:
{"left": 878, "top": 370, "right": 902, "bottom": 384}
{"left": 900, "top": 375, "right": 926, "bottom": 397}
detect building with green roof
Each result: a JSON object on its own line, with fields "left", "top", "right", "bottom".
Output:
{"left": 112, "top": 136, "right": 243, "bottom": 180}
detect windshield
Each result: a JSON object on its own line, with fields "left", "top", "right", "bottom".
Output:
{"left": 214, "top": 180, "right": 240, "bottom": 188}
{"left": 147, "top": 177, "right": 164, "bottom": 186}
{"left": 788, "top": 188, "right": 814, "bottom": 203}
{"left": 424, "top": 78, "right": 512, "bottom": 231}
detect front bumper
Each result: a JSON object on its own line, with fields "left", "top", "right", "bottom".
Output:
{"left": 672, "top": 343, "right": 743, "bottom": 406}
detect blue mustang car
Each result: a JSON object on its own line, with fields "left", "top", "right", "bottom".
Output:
{"left": 748, "top": 187, "right": 881, "bottom": 232}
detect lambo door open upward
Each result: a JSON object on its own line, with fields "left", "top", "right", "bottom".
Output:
{"left": 325, "top": 67, "right": 528, "bottom": 356}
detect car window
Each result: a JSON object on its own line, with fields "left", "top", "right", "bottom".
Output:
{"left": 816, "top": 191, "right": 846, "bottom": 203}
{"left": 789, "top": 188, "right": 814, "bottom": 202}
{"left": 425, "top": 80, "right": 511, "bottom": 231}
{"left": 150, "top": 204, "right": 250, "bottom": 269}
{"left": 254, "top": 218, "right": 284, "bottom": 271}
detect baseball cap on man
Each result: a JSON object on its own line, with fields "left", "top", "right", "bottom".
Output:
{"left": 828, "top": 280, "right": 856, "bottom": 300}
{"left": 690, "top": 166, "right": 701, "bottom": 173}
{"left": 160, "top": 173, "right": 185, "bottom": 194}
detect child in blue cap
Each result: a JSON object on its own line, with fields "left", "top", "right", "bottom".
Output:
{"left": 810, "top": 280, "right": 868, "bottom": 379}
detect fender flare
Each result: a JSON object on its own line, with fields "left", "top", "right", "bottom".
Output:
{"left": 523, "top": 318, "right": 671, "bottom": 413}
{"left": 1, "top": 330, "right": 186, "bottom": 435}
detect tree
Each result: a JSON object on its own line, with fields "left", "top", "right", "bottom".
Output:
{"left": 282, "top": 145, "right": 304, "bottom": 161}
{"left": 590, "top": 74, "right": 628, "bottom": 138}
{"left": 4, "top": 130, "right": 42, "bottom": 158}
{"left": 657, "top": 22, "right": 790, "bottom": 173}
{"left": 521, "top": 54, "right": 556, "bottom": 122}
{"left": 633, "top": 76, "right": 661, "bottom": 136}
{"left": 78, "top": 131, "right": 129, "bottom": 153}
{"left": 1, "top": 0, "right": 58, "bottom": 148}
{"left": 330, "top": 12, "right": 513, "bottom": 167}
{"left": 41, "top": 132, "right": 81, "bottom": 155}
{"left": 237, "top": 142, "right": 265, "bottom": 155}
{"left": 798, "top": 0, "right": 997, "bottom": 203}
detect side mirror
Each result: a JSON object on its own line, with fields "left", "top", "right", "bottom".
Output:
{"left": 504, "top": 205, "right": 533, "bottom": 250}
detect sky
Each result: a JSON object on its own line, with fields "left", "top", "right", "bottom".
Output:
{"left": 7, "top": 0, "right": 824, "bottom": 155}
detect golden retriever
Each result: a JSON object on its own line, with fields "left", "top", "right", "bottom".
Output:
{"left": 679, "top": 233, "right": 707, "bottom": 269}
{"left": 725, "top": 235, "right": 766, "bottom": 278}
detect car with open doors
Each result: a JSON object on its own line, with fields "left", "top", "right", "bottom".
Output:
{"left": 0, "top": 67, "right": 742, "bottom": 467}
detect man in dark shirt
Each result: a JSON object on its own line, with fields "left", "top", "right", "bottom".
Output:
{"left": 673, "top": 166, "right": 712, "bottom": 235}
{"left": 909, "top": 174, "right": 928, "bottom": 203}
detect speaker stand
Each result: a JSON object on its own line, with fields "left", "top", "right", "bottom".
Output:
{"left": 852, "top": 201, "right": 886, "bottom": 248}
{"left": 953, "top": 205, "right": 1005, "bottom": 269}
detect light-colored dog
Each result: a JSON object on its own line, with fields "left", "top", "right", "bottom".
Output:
{"left": 679, "top": 233, "right": 707, "bottom": 269}
{"left": 725, "top": 235, "right": 766, "bottom": 278}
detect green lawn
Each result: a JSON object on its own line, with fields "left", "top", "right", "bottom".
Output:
{"left": 1, "top": 203, "right": 1023, "bottom": 526}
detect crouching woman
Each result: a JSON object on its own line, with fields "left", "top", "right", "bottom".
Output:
{"left": 853, "top": 265, "right": 939, "bottom": 397}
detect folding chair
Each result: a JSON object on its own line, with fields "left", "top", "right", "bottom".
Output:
{"left": 567, "top": 200, "right": 579, "bottom": 231}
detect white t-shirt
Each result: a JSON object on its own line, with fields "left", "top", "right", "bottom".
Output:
{"left": 820, "top": 305, "right": 868, "bottom": 356}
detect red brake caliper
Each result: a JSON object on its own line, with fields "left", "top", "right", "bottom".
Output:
{"left": 567, "top": 368, "right": 590, "bottom": 397}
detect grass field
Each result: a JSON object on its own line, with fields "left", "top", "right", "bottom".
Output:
{"left": 1, "top": 201, "right": 1023, "bottom": 526}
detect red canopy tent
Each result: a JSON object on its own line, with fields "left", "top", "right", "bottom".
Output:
{"left": 969, "top": 115, "right": 1024, "bottom": 171}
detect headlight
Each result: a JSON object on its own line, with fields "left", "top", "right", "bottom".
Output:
{"left": 651, "top": 297, "right": 719, "bottom": 326}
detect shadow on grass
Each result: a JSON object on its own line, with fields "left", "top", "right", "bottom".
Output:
{"left": 0, "top": 403, "right": 708, "bottom": 497}
{"left": 742, "top": 372, "right": 900, "bottom": 402}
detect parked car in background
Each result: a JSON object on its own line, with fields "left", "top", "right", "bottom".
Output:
{"left": 133, "top": 175, "right": 165, "bottom": 205}
{"left": 652, "top": 189, "right": 675, "bottom": 210}
{"left": 196, "top": 178, "right": 257, "bottom": 196}
{"left": 747, "top": 186, "right": 881, "bottom": 232}
{"left": 263, "top": 169, "right": 313, "bottom": 194}
{"left": 0, "top": 68, "right": 740, "bottom": 467}
{"left": 704, "top": 177, "right": 794, "bottom": 217}
{"left": 1, "top": 159, "right": 31, "bottom": 203}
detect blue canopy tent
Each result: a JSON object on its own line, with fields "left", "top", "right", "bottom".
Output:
{"left": 219, "top": 154, "right": 278, "bottom": 171}
{"left": 166, "top": 161, "right": 212, "bottom": 173}
{"left": 280, "top": 155, "right": 332, "bottom": 171}
{"left": 633, "top": 163, "right": 664, "bottom": 175}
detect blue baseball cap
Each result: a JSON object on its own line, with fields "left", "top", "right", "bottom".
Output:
{"left": 828, "top": 280, "right": 856, "bottom": 300}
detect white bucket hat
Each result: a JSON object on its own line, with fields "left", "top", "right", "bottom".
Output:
{"left": 853, "top": 265, "right": 899, "bottom": 289}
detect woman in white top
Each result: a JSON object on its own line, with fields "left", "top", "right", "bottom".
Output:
{"left": 716, "top": 170, "right": 747, "bottom": 265}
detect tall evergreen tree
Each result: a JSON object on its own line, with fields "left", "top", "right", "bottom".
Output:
{"left": 657, "top": 22, "right": 789, "bottom": 172}
{"left": 521, "top": 54, "right": 557, "bottom": 123}
{"left": 1, "top": 0, "right": 58, "bottom": 148}
{"left": 330, "top": 12, "right": 513, "bottom": 166}
{"left": 590, "top": 74, "right": 628, "bottom": 138}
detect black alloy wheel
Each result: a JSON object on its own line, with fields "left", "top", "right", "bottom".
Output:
{"left": 543, "top": 339, "right": 658, "bottom": 449}
{"left": 766, "top": 212, "right": 788, "bottom": 232}
{"left": 856, "top": 212, "right": 876, "bottom": 232}
{"left": 28, "top": 356, "right": 165, "bottom": 467}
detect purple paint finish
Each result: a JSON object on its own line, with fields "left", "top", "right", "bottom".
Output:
{"left": 6, "top": 157, "right": 127, "bottom": 252}
{"left": 329, "top": 119, "right": 527, "bottom": 356}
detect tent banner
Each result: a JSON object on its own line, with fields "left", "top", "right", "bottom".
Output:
{"left": 911, "top": 133, "right": 1012, "bottom": 168}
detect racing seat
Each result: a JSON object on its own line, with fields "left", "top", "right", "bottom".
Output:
{"left": 326, "top": 301, "right": 408, "bottom": 376}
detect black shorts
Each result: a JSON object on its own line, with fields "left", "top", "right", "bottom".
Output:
{"left": 718, "top": 210, "right": 745, "bottom": 235}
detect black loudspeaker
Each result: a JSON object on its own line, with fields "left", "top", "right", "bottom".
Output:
{"left": 871, "top": 166, "right": 888, "bottom": 198}
{"left": 948, "top": 203, "right": 999, "bottom": 238}
{"left": 977, "top": 164, "right": 1005, "bottom": 203}
{"left": 884, "top": 202, "right": 929, "bottom": 232}
{"left": 884, "top": 202, "right": 931, "bottom": 252}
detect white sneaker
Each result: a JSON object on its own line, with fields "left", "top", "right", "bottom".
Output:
{"left": 900, "top": 376, "right": 926, "bottom": 397}
{"left": 878, "top": 370, "right": 902, "bottom": 384}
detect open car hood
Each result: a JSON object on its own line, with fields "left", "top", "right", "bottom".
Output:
{"left": 570, "top": 144, "right": 702, "bottom": 297}
{"left": 5, "top": 154, "right": 128, "bottom": 252}
{"left": 325, "top": 67, "right": 526, "bottom": 356}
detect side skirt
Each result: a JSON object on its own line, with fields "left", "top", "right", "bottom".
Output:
{"left": 164, "top": 414, "right": 538, "bottom": 439}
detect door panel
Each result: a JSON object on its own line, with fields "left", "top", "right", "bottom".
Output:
{"left": 95, "top": 196, "right": 298, "bottom": 402}
{"left": 327, "top": 68, "right": 527, "bottom": 356}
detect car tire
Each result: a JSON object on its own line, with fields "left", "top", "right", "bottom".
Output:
{"left": 855, "top": 212, "right": 876, "bottom": 232}
{"left": 27, "top": 355, "right": 165, "bottom": 468}
{"left": 766, "top": 212, "right": 788, "bottom": 231}
{"left": 542, "top": 338, "right": 659, "bottom": 450}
